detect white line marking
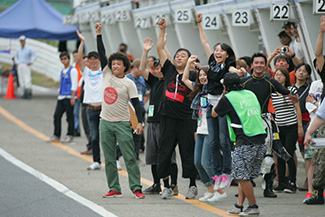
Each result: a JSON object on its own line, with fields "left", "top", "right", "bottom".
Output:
{"left": 0, "top": 148, "right": 117, "bottom": 217}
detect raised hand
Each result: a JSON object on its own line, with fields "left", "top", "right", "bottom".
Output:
{"left": 95, "top": 22, "right": 102, "bottom": 35}
{"left": 143, "top": 38, "right": 153, "bottom": 52}
{"left": 321, "top": 16, "right": 325, "bottom": 33}
{"left": 76, "top": 30, "right": 84, "bottom": 41}
{"left": 158, "top": 18, "right": 166, "bottom": 29}
{"left": 188, "top": 55, "right": 198, "bottom": 63}
{"left": 197, "top": 13, "right": 202, "bottom": 23}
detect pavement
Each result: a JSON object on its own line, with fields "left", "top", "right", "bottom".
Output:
{"left": 0, "top": 89, "right": 324, "bottom": 217}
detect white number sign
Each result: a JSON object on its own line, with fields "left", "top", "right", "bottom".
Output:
{"left": 202, "top": 14, "right": 220, "bottom": 30}
{"left": 271, "top": 4, "right": 289, "bottom": 21}
{"left": 232, "top": 9, "right": 250, "bottom": 26}
{"left": 175, "top": 9, "right": 192, "bottom": 23}
{"left": 314, "top": 0, "right": 325, "bottom": 14}
{"left": 101, "top": 13, "right": 115, "bottom": 25}
{"left": 135, "top": 17, "right": 152, "bottom": 29}
{"left": 115, "top": 10, "right": 130, "bottom": 22}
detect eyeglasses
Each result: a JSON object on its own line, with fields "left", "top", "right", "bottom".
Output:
{"left": 275, "top": 73, "right": 285, "bottom": 77}
{"left": 154, "top": 59, "right": 160, "bottom": 67}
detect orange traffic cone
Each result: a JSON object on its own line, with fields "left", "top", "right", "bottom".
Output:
{"left": 4, "top": 73, "right": 17, "bottom": 99}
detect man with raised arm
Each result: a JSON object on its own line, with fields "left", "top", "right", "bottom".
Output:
{"left": 76, "top": 28, "right": 103, "bottom": 171}
{"left": 95, "top": 22, "right": 145, "bottom": 199}
{"left": 156, "top": 18, "right": 198, "bottom": 199}
{"left": 139, "top": 38, "right": 179, "bottom": 196}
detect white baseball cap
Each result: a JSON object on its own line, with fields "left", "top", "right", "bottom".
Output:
{"left": 19, "top": 35, "right": 26, "bottom": 41}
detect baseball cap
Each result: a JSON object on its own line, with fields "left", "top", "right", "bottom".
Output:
{"left": 87, "top": 51, "right": 100, "bottom": 59}
{"left": 223, "top": 72, "right": 240, "bottom": 88}
{"left": 19, "top": 35, "right": 26, "bottom": 41}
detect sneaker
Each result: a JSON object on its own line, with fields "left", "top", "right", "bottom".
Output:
{"left": 239, "top": 204, "right": 260, "bottom": 216}
{"left": 144, "top": 183, "right": 161, "bottom": 194}
{"left": 303, "top": 192, "right": 313, "bottom": 204}
{"left": 80, "top": 150, "right": 92, "bottom": 155}
{"left": 161, "top": 187, "right": 173, "bottom": 199}
{"left": 116, "top": 160, "right": 122, "bottom": 171}
{"left": 199, "top": 192, "right": 214, "bottom": 202}
{"left": 207, "top": 192, "right": 227, "bottom": 202}
{"left": 133, "top": 189, "right": 145, "bottom": 199}
{"left": 227, "top": 203, "right": 243, "bottom": 215}
{"left": 171, "top": 185, "right": 179, "bottom": 196}
{"left": 103, "top": 190, "right": 122, "bottom": 198}
{"left": 212, "top": 176, "right": 222, "bottom": 190}
{"left": 87, "top": 162, "right": 101, "bottom": 170}
{"left": 47, "top": 135, "right": 59, "bottom": 143}
{"left": 273, "top": 183, "right": 285, "bottom": 193}
{"left": 219, "top": 174, "right": 233, "bottom": 190}
{"left": 185, "top": 186, "right": 198, "bottom": 199}
{"left": 284, "top": 182, "right": 296, "bottom": 193}
{"left": 62, "top": 135, "right": 73, "bottom": 143}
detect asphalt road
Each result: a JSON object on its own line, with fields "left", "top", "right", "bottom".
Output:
{"left": 0, "top": 91, "right": 324, "bottom": 217}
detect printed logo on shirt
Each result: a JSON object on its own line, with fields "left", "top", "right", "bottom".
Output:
{"left": 104, "top": 87, "right": 118, "bottom": 104}
{"left": 88, "top": 70, "right": 102, "bottom": 87}
{"left": 166, "top": 74, "right": 190, "bottom": 103}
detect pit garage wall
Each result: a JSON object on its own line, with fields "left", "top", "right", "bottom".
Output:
{"left": 72, "top": 0, "right": 321, "bottom": 80}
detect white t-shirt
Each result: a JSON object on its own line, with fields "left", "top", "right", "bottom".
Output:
{"left": 58, "top": 66, "right": 78, "bottom": 100}
{"left": 196, "top": 109, "right": 208, "bottom": 135}
{"left": 306, "top": 79, "right": 323, "bottom": 121}
{"left": 293, "top": 39, "right": 305, "bottom": 62}
{"left": 100, "top": 66, "right": 138, "bottom": 122}
{"left": 82, "top": 66, "right": 103, "bottom": 104}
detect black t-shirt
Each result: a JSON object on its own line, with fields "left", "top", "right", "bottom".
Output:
{"left": 146, "top": 73, "right": 164, "bottom": 123}
{"left": 160, "top": 59, "right": 194, "bottom": 119}
{"left": 241, "top": 75, "right": 290, "bottom": 113}
{"left": 207, "top": 54, "right": 236, "bottom": 95}
{"left": 215, "top": 95, "right": 265, "bottom": 145}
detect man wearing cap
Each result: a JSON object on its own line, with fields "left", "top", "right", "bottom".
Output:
{"left": 14, "top": 35, "right": 37, "bottom": 99}
{"left": 76, "top": 30, "right": 103, "bottom": 171}
{"left": 212, "top": 72, "right": 266, "bottom": 215}
{"left": 48, "top": 51, "right": 78, "bottom": 143}
{"left": 278, "top": 30, "right": 292, "bottom": 47}
{"left": 126, "top": 59, "right": 150, "bottom": 161}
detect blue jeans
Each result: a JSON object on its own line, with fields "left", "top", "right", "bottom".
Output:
{"left": 207, "top": 106, "right": 232, "bottom": 175}
{"left": 73, "top": 98, "right": 81, "bottom": 133}
{"left": 87, "top": 109, "right": 101, "bottom": 163}
{"left": 194, "top": 134, "right": 214, "bottom": 186}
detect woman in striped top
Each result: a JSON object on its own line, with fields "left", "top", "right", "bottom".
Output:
{"left": 272, "top": 67, "right": 304, "bottom": 193}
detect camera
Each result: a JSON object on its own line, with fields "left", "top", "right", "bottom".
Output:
{"left": 281, "top": 47, "right": 288, "bottom": 52}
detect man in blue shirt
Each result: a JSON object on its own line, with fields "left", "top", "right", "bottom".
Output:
{"left": 14, "top": 35, "right": 36, "bottom": 99}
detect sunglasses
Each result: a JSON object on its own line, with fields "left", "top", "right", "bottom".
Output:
{"left": 154, "top": 59, "right": 160, "bottom": 67}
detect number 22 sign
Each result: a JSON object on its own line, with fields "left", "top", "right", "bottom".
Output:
{"left": 271, "top": 4, "right": 290, "bottom": 21}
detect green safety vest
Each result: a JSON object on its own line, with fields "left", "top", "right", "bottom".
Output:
{"left": 225, "top": 90, "right": 266, "bottom": 142}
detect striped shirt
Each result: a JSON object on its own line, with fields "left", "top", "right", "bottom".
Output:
{"left": 271, "top": 86, "right": 298, "bottom": 126}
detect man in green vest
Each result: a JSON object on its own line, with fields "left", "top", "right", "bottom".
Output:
{"left": 212, "top": 72, "right": 266, "bottom": 216}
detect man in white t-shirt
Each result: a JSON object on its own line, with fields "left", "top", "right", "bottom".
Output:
{"left": 76, "top": 31, "right": 103, "bottom": 171}
{"left": 48, "top": 52, "right": 78, "bottom": 143}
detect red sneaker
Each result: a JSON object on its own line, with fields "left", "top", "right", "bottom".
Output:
{"left": 103, "top": 190, "right": 122, "bottom": 198}
{"left": 133, "top": 189, "right": 145, "bottom": 199}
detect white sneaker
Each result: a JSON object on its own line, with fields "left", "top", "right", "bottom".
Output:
{"left": 87, "top": 162, "right": 101, "bottom": 170}
{"left": 213, "top": 176, "right": 222, "bottom": 190}
{"left": 116, "top": 160, "right": 122, "bottom": 171}
{"left": 199, "top": 192, "right": 214, "bottom": 202}
{"left": 62, "top": 135, "right": 73, "bottom": 143}
{"left": 207, "top": 192, "right": 227, "bottom": 202}
{"left": 219, "top": 174, "right": 233, "bottom": 190}
{"left": 161, "top": 187, "right": 173, "bottom": 199}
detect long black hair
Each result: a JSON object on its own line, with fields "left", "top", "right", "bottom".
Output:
{"left": 213, "top": 43, "right": 236, "bottom": 65}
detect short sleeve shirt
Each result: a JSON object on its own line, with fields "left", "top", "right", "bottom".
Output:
{"left": 100, "top": 67, "right": 138, "bottom": 122}
{"left": 82, "top": 66, "right": 103, "bottom": 104}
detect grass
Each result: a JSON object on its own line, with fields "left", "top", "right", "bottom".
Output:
{"left": 1, "top": 62, "right": 59, "bottom": 88}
